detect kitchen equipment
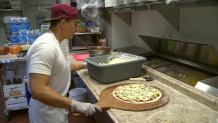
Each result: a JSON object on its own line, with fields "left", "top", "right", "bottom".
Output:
{"left": 88, "top": 46, "right": 111, "bottom": 57}
{"left": 9, "top": 45, "right": 21, "bottom": 54}
{"left": 139, "top": 35, "right": 218, "bottom": 96}
{"left": 114, "top": 45, "right": 152, "bottom": 57}
{"left": 20, "top": 44, "right": 30, "bottom": 51}
{"left": 0, "top": 47, "right": 5, "bottom": 55}
{"left": 84, "top": 53, "right": 146, "bottom": 83}
{"left": 75, "top": 35, "right": 111, "bottom": 57}
{"left": 195, "top": 76, "right": 218, "bottom": 97}
{"left": 71, "top": 32, "right": 100, "bottom": 51}
{"left": 139, "top": 35, "right": 218, "bottom": 74}
{"left": 0, "top": 46, "right": 9, "bottom": 55}
{"left": 74, "top": 35, "right": 91, "bottom": 48}
{"left": 73, "top": 53, "right": 90, "bottom": 61}
{"left": 96, "top": 84, "right": 169, "bottom": 110}
{"left": 17, "top": 44, "right": 30, "bottom": 57}
{"left": 129, "top": 76, "right": 154, "bottom": 81}
{"left": 73, "top": 83, "right": 170, "bottom": 116}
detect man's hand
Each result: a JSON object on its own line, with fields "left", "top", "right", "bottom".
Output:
{"left": 71, "top": 99, "right": 102, "bottom": 116}
{"left": 70, "top": 62, "right": 87, "bottom": 72}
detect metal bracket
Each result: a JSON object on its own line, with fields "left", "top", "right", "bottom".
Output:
{"left": 157, "top": 8, "right": 180, "bottom": 31}
{"left": 114, "top": 11, "right": 132, "bottom": 26}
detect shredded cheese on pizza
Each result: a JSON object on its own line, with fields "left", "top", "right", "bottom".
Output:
{"left": 113, "top": 83, "right": 162, "bottom": 104}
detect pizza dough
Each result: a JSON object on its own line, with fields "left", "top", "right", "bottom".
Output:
{"left": 112, "top": 83, "right": 162, "bottom": 104}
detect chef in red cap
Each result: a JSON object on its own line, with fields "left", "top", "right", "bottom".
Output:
{"left": 26, "top": 4, "right": 101, "bottom": 123}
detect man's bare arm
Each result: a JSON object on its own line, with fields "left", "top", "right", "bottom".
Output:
{"left": 70, "top": 62, "right": 86, "bottom": 72}
{"left": 30, "top": 73, "right": 71, "bottom": 108}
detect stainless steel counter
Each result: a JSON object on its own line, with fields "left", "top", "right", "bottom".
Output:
{"left": 0, "top": 53, "right": 79, "bottom": 64}
{"left": 77, "top": 68, "right": 218, "bottom": 123}
{"left": 144, "top": 57, "right": 213, "bottom": 86}
{"left": 0, "top": 54, "right": 26, "bottom": 64}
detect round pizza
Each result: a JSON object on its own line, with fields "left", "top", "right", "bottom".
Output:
{"left": 112, "top": 83, "right": 162, "bottom": 104}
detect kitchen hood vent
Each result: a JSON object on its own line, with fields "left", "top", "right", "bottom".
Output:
{"left": 139, "top": 35, "right": 218, "bottom": 75}
{"left": 108, "top": 0, "right": 218, "bottom": 10}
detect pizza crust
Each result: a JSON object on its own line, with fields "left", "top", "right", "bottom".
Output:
{"left": 112, "top": 83, "right": 162, "bottom": 104}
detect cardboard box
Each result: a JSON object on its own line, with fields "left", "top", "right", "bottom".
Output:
{"left": 5, "top": 96, "right": 28, "bottom": 110}
{"left": 3, "top": 84, "right": 26, "bottom": 98}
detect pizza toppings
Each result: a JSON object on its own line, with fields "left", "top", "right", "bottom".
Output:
{"left": 112, "top": 83, "right": 162, "bottom": 104}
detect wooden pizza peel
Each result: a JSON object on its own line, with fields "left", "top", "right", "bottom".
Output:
{"left": 72, "top": 83, "right": 170, "bottom": 116}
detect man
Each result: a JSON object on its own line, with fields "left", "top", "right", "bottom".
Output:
{"left": 26, "top": 4, "right": 101, "bottom": 123}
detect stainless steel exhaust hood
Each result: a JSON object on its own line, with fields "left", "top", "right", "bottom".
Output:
{"left": 110, "top": 0, "right": 218, "bottom": 9}
{"left": 139, "top": 35, "right": 218, "bottom": 75}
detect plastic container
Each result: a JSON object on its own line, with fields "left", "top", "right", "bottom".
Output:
{"left": 69, "top": 88, "right": 87, "bottom": 102}
{"left": 84, "top": 53, "right": 146, "bottom": 83}
{"left": 73, "top": 53, "right": 90, "bottom": 61}
{"left": 9, "top": 45, "right": 21, "bottom": 54}
{"left": 88, "top": 46, "right": 111, "bottom": 57}
{"left": 74, "top": 77, "right": 86, "bottom": 88}
{"left": 0, "top": 46, "right": 9, "bottom": 55}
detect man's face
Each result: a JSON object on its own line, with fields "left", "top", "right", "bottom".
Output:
{"left": 62, "top": 19, "right": 77, "bottom": 39}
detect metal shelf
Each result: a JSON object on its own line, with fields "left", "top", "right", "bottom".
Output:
{"left": 7, "top": 42, "right": 32, "bottom": 46}
{"left": 0, "top": 55, "right": 26, "bottom": 64}
{"left": 0, "top": 58, "right": 26, "bottom": 64}
{"left": 108, "top": 0, "right": 218, "bottom": 11}
{"left": 0, "top": 9, "right": 24, "bottom": 12}
{"left": 107, "top": 0, "right": 218, "bottom": 31}
{"left": 74, "top": 32, "right": 101, "bottom": 35}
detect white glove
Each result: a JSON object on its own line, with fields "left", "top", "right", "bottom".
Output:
{"left": 71, "top": 99, "right": 102, "bottom": 116}
{"left": 82, "top": 62, "right": 87, "bottom": 69}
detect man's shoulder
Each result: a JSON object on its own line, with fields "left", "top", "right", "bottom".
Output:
{"left": 28, "top": 34, "right": 56, "bottom": 53}
{"left": 36, "top": 32, "right": 54, "bottom": 42}
{"left": 33, "top": 32, "right": 57, "bottom": 48}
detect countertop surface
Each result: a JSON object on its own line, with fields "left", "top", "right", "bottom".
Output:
{"left": 2, "top": 54, "right": 218, "bottom": 122}
{"left": 0, "top": 54, "right": 26, "bottom": 63}
{"left": 77, "top": 69, "right": 218, "bottom": 123}
{"left": 0, "top": 53, "right": 81, "bottom": 64}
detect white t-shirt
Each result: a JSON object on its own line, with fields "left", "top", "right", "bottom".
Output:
{"left": 26, "top": 31, "right": 71, "bottom": 123}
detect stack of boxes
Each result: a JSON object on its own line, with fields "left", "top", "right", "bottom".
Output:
{"left": 3, "top": 62, "right": 28, "bottom": 110}
{"left": 3, "top": 84, "right": 28, "bottom": 110}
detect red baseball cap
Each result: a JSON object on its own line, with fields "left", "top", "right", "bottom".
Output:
{"left": 42, "top": 4, "right": 78, "bottom": 22}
